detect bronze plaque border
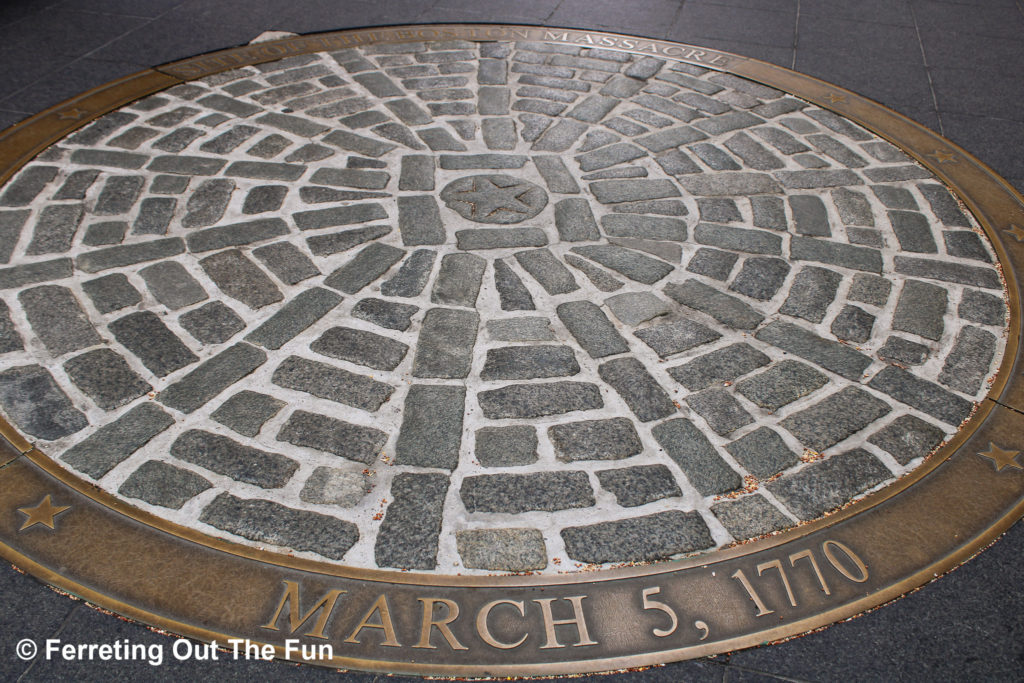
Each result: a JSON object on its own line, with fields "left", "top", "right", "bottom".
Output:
{"left": 0, "top": 24, "right": 1022, "bottom": 677}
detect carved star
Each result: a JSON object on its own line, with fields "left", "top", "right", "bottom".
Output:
{"left": 1005, "top": 224, "right": 1024, "bottom": 242}
{"left": 824, "top": 93, "right": 846, "bottom": 105}
{"left": 17, "top": 495, "right": 71, "bottom": 531}
{"left": 57, "top": 107, "right": 88, "bottom": 121}
{"left": 978, "top": 443, "right": 1022, "bottom": 472}
{"left": 450, "top": 178, "right": 535, "bottom": 220}
{"left": 927, "top": 149, "right": 957, "bottom": 163}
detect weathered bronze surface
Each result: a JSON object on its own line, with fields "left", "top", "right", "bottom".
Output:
{"left": 0, "top": 24, "right": 1022, "bottom": 677}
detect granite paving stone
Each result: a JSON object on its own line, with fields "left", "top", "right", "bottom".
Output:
{"left": 668, "top": 343, "right": 770, "bottom": 391}
{"left": 20, "top": 285, "right": 101, "bottom": 355}
{"left": 554, "top": 198, "right": 599, "bottom": 241}
{"left": 781, "top": 386, "right": 892, "bottom": 452}
{"left": 456, "top": 529, "right": 546, "bottom": 572}
{"left": 200, "top": 494, "right": 357, "bottom": 561}
{"left": 959, "top": 289, "right": 1006, "bottom": 326}
{"left": 549, "top": 417, "right": 643, "bottom": 462}
{"left": 375, "top": 473, "right": 448, "bottom": 570}
{"left": 571, "top": 245, "right": 673, "bottom": 284}
{"left": 633, "top": 320, "right": 721, "bottom": 360}
{"left": 665, "top": 279, "right": 765, "bottom": 330}
{"left": 200, "top": 251, "right": 284, "bottom": 310}
{"left": 713, "top": 494, "right": 793, "bottom": 539}
{"left": 481, "top": 345, "right": 579, "bottom": 381}
{"left": 919, "top": 183, "right": 971, "bottom": 227}
{"left": 461, "top": 471, "right": 595, "bottom": 513}
{"left": 0, "top": 301, "right": 22, "bottom": 353}
{"left": 686, "top": 248, "right": 739, "bottom": 280}
{"left": 767, "top": 449, "right": 891, "bottom": 519}
{"left": 944, "top": 231, "right": 992, "bottom": 262}
{"left": 780, "top": 266, "right": 842, "bottom": 323}
{"left": 432, "top": 253, "right": 486, "bottom": 306}
{"left": 311, "top": 327, "right": 408, "bottom": 371}
{"left": 686, "top": 387, "right": 753, "bottom": 436}
{"left": 736, "top": 360, "right": 829, "bottom": 411}
{"left": 478, "top": 381, "right": 603, "bottom": 419}
{"left": 63, "top": 348, "right": 150, "bottom": 410}
{"left": 1, "top": 166, "right": 58, "bottom": 206}
{"left": 726, "top": 427, "right": 800, "bottom": 479}
{"left": 756, "top": 321, "right": 873, "bottom": 380}
{"left": 0, "top": 258, "right": 73, "bottom": 288}
{"left": 61, "top": 403, "right": 173, "bottom": 480}
{"left": 730, "top": 256, "right": 791, "bottom": 300}
{"left": 211, "top": 390, "right": 286, "bottom": 437}
{"left": 893, "top": 255, "right": 1002, "bottom": 289}
{"left": 252, "top": 242, "right": 319, "bottom": 285}
{"left": 602, "top": 214, "right": 688, "bottom": 241}
{"left": 892, "top": 280, "right": 947, "bottom": 341}
{"left": 352, "top": 297, "right": 418, "bottom": 331}
{"left": 171, "top": 430, "right": 298, "bottom": 489}
{"left": 185, "top": 218, "right": 289, "bottom": 253}
{"left": 561, "top": 510, "right": 715, "bottom": 564}
{"left": 306, "top": 224, "right": 391, "bottom": 257}
{"left": 0, "top": 211, "right": 30, "bottom": 263}
{"left": 598, "top": 356, "right": 675, "bottom": 422}
{"left": 604, "top": 291, "right": 671, "bottom": 326}
{"left": 272, "top": 355, "right": 393, "bottom": 412}
{"left": 557, "top": 300, "right": 629, "bottom": 358}
{"left": 564, "top": 254, "right": 624, "bottom": 292}
{"left": 293, "top": 203, "right": 387, "bottom": 231}
{"left": 300, "top": 467, "right": 370, "bottom": 508}
{"left": 277, "top": 409, "right": 386, "bottom": 464}
{"left": 109, "top": 311, "right": 197, "bottom": 376}
{"left": 158, "top": 343, "right": 266, "bottom": 414}
{"left": 493, "top": 258, "right": 535, "bottom": 310}
{"left": 475, "top": 425, "right": 538, "bottom": 467}
{"left": 139, "top": 261, "right": 207, "bottom": 310}
{"left": 413, "top": 308, "right": 478, "bottom": 378}
{"left": 179, "top": 301, "right": 245, "bottom": 345}
{"left": 323, "top": 242, "right": 405, "bottom": 294}
{"left": 26, "top": 204, "right": 84, "bottom": 254}
{"left": 118, "top": 460, "right": 212, "bottom": 509}
{"left": 0, "top": 365, "right": 88, "bottom": 441}
{"left": 597, "top": 464, "right": 682, "bottom": 507}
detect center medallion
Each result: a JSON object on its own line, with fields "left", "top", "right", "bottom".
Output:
{"left": 440, "top": 174, "right": 548, "bottom": 224}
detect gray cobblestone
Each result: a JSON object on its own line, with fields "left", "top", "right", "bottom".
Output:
{"left": 780, "top": 266, "right": 842, "bottom": 323}
{"left": 848, "top": 273, "right": 891, "bottom": 306}
{"left": 1, "top": 166, "right": 58, "bottom": 206}
{"left": 377, "top": 249, "right": 434, "bottom": 298}
{"left": 864, "top": 165, "right": 931, "bottom": 182}
{"left": 323, "top": 242, "right": 404, "bottom": 294}
{"left": 413, "top": 307, "right": 478, "bottom": 378}
{"left": 868, "top": 414, "right": 946, "bottom": 465}
{"left": 730, "top": 256, "right": 791, "bottom": 300}
{"left": 277, "top": 409, "right": 386, "bottom": 464}
{"left": 62, "top": 403, "right": 172, "bottom": 477}
{"left": 375, "top": 473, "right": 448, "bottom": 570}
{"left": 919, "top": 183, "right": 970, "bottom": 227}
{"left": 667, "top": 343, "right": 769, "bottom": 392}
{"left": 944, "top": 230, "right": 991, "bottom": 262}
{"left": 573, "top": 142, "right": 646, "bottom": 171}
{"left": 94, "top": 176, "right": 144, "bottom": 216}
{"left": 736, "top": 360, "right": 828, "bottom": 411}
{"left": 833, "top": 187, "right": 876, "bottom": 225}
{"left": 562, "top": 510, "right": 714, "bottom": 564}
{"left": 71, "top": 149, "right": 148, "bottom": 170}
{"left": 457, "top": 529, "right": 546, "bottom": 572}
{"left": 533, "top": 156, "right": 579, "bottom": 194}
{"left": 200, "top": 125, "right": 258, "bottom": 153}
{"left": 25, "top": 204, "right": 83, "bottom": 255}
{"left": 398, "top": 155, "right": 435, "bottom": 191}
{"left": 601, "top": 214, "right": 688, "bottom": 242}
{"left": 0, "top": 300, "right": 22, "bottom": 353}
{"left": 247, "top": 134, "right": 292, "bottom": 158}
{"left": 893, "top": 280, "right": 947, "bottom": 341}
{"left": 713, "top": 494, "right": 792, "bottom": 539}
{"left": 0, "top": 210, "right": 29, "bottom": 262}
{"left": 768, "top": 448, "right": 890, "bottom": 519}
{"left": 599, "top": 357, "right": 676, "bottom": 423}
{"left": 306, "top": 225, "right": 390, "bottom": 257}
{"left": 109, "top": 311, "right": 197, "bottom": 376}
{"left": 959, "top": 289, "right": 1005, "bottom": 326}
{"left": 548, "top": 417, "right": 643, "bottom": 463}
{"left": 241, "top": 186, "right": 288, "bottom": 215}
{"left": 790, "top": 235, "right": 882, "bottom": 273}
{"left": 776, "top": 169, "right": 862, "bottom": 189}
{"left": 396, "top": 195, "right": 444, "bottom": 246}
{"left": 394, "top": 384, "right": 466, "bottom": 470}
{"left": 486, "top": 318, "right": 554, "bottom": 342}
{"left": 781, "top": 386, "right": 891, "bottom": 452}
{"left": 224, "top": 161, "right": 306, "bottom": 181}
{"left": 211, "top": 390, "right": 285, "bottom": 437}
{"left": 182, "top": 179, "right": 234, "bottom": 229}
{"left": 200, "top": 493, "right": 357, "bottom": 561}
{"left": 186, "top": 218, "right": 288, "bottom": 253}
{"left": 139, "top": 261, "right": 207, "bottom": 310}
{"left": 698, "top": 198, "right": 741, "bottom": 223}
{"left": 889, "top": 210, "right": 937, "bottom": 253}
{"left": 511, "top": 249, "right": 575, "bottom": 295}
{"left": 300, "top": 467, "right": 370, "bottom": 508}
{"left": 432, "top": 253, "right": 486, "bottom": 307}
{"left": 478, "top": 381, "right": 603, "bottom": 419}
{"left": 552, "top": 198, "right": 598, "bottom": 241}
{"left": 481, "top": 345, "right": 580, "bottom": 381}
{"left": 311, "top": 327, "right": 408, "bottom": 371}
{"left": 475, "top": 425, "right": 538, "bottom": 466}
{"left": 132, "top": 197, "right": 176, "bottom": 235}
{"left": 556, "top": 300, "right": 628, "bottom": 358}
{"left": 0, "top": 364, "right": 86, "bottom": 440}
{"left": 249, "top": 243, "right": 318, "bottom": 286}
{"left": 20, "top": 285, "right": 101, "bottom": 355}
{"left": 938, "top": 326, "right": 996, "bottom": 394}
{"left": 147, "top": 155, "right": 225, "bottom": 176}
{"left": 686, "top": 387, "right": 752, "bottom": 436}
{"left": 665, "top": 279, "right": 765, "bottom": 330}
{"left": 756, "top": 320, "right": 872, "bottom": 380}
{"left": 199, "top": 249, "right": 282, "bottom": 310}
{"left": 350, "top": 298, "right": 416, "bottom": 332}
{"left": 273, "top": 355, "right": 392, "bottom": 412}
{"left": 0, "top": 258, "right": 73, "bottom": 288}
{"left": 118, "top": 460, "right": 211, "bottom": 509}
{"left": 878, "top": 336, "right": 930, "bottom": 365}
{"left": 171, "top": 429, "right": 297, "bottom": 488}
{"left": 603, "top": 291, "right": 668, "bottom": 326}
{"left": 589, "top": 179, "right": 679, "bottom": 204}
{"left": 564, "top": 254, "right": 623, "bottom": 291}
{"left": 831, "top": 304, "right": 875, "bottom": 342}
{"left": 179, "top": 301, "right": 244, "bottom": 344}
{"left": 788, "top": 195, "right": 829, "bottom": 236}
{"left": 597, "top": 464, "right": 681, "bottom": 507}
{"left": 571, "top": 245, "right": 673, "bottom": 284}
{"left": 727, "top": 426, "right": 799, "bottom": 479}
{"left": 159, "top": 343, "right": 266, "bottom": 413}
{"left": 679, "top": 172, "right": 782, "bottom": 196}
{"left": 685, "top": 248, "right": 738, "bottom": 280}
{"left": 63, "top": 348, "right": 150, "bottom": 410}
{"left": 462, "top": 471, "right": 594, "bottom": 513}
{"left": 893, "top": 255, "right": 1002, "bottom": 289}
{"left": 690, "top": 143, "right": 740, "bottom": 171}
{"left": 636, "top": 125, "right": 706, "bottom": 153}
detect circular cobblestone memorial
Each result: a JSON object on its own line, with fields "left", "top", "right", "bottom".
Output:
{"left": 0, "top": 25, "right": 1022, "bottom": 677}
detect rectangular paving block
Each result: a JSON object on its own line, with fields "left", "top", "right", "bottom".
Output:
{"left": 76, "top": 237, "right": 185, "bottom": 273}
{"left": 652, "top": 418, "right": 743, "bottom": 496}
{"left": 589, "top": 179, "right": 680, "bottom": 204}
{"left": 556, "top": 300, "right": 629, "bottom": 358}
{"left": 375, "top": 472, "right": 449, "bottom": 570}
{"left": 245, "top": 287, "right": 342, "bottom": 350}
{"left": 252, "top": 241, "right": 320, "bottom": 285}
{"left": 780, "top": 266, "right": 842, "bottom": 323}
{"left": 277, "top": 409, "right": 387, "bottom": 464}
{"left": 108, "top": 310, "right": 197, "bottom": 376}
{"left": 394, "top": 384, "right": 466, "bottom": 470}
{"left": 146, "top": 155, "right": 226, "bottom": 175}
{"left": 571, "top": 245, "right": 673, "bottom": 284}
{"left": 755, "top": 320, "right": 872, "bottom": 380}
{"left": 432, "top": 253, "right": 486, "bottom": 307}
{"left": 533, "top": 156, "right": 580, "bottom": 193}
{"left": 601, "top": 214, "right": 687, "bottom": 241}
{"left": 158, "top": 343, "right": 267, "bottom": 413}
{"left": 481, "top": 345, "right": 580, "bottom": 381}
{"left": 598, "top": 357, "right": 676, "bottom": 422}
{"left": 789, "top": 235, "right": 883, "bottom": 273}
{"left": 26, "top": 204, "right": 84, "bottom": 255}
{"left": 139, "top": 261, "right": 207, "bottom": 310}
{"left": 199, "top": 249, "right": 282, "bottom": 310}
{"left": 478, "top": 381, "right": 603, "bottom": 419}
{"left": 312, "top": 325, "right": 409, "bottom": 373}
{"left": 0, "top": 365, "right": 87, "bottom": 441}
{"left": 185, "top": 218, "right": 288, "bottom": 253}
{"left": 412, "top": 307, "right": 479, "bottom": 379}
{"left": 272, "top": 355, "right": 393, "bottom": 412}
{"left": 549, "top": 417, "right": 642, "bottom": 462}
{"left": 686, "top": 387, "right": 753, "bottom": 436}
{"left": 892, "top": 279, "right": 947, "bottom": 341}
{"left": 323, "top": 242, "right": 405, "bottom": 294}
{"left": 461, "top": 471, "right": 594, "bottom": 513}
{"left": 293, "top": 203, "right": 387, "bottom": 231}
{"left": 514, "top": 248, "right": 578, "bottom": 294}
{"left": 171, "top": 430, "right": 297, "bottom": 489}
{"left": 399, "top": 155, "right": 435, "bottom": 191}
{"left": 61, "top": 404, "right": 173, "bottom": 478}
{"left": 867, "top": 365, "right": 973, "bottom": 426}
{"left": 664, "top": 279, "right": 764, "bottom": 330}
{"left": 306, "top": 225, "right": 391, "bottom": 257}
{"left": 668, "top": 343, "right": 770, "bottom": 391}
{"left": 71, "top": 149, "right": 149, "bottom": 169}
{"left": 323, "top": 129, "right": 397, "bottom": 157}
{"left": 397, "top": 195, "right": 445, "bottom": 245}
{"left": 493, "top": 258, "right": 536, "bottom": 310}
{"left": 19, "top": 285, "right": 102, "bottom": 356}
{"left": 561, "top": 510, "right": 714, "bottom": 564}
{"left": 694, "top": 223, "right": 782, "bottom": 255}
{"left": 781, "top": 386, "right": 891, "bottom": 452}
{"left": 769, "top": 448, "right": 891, "bottom": 521}
{"left": 893, "top": 255, "right": 1002, "bottom": 290}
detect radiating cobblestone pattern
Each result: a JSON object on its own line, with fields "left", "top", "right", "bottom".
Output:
{"left": 0, "top": 40, "right": 1009, "bottom": 575}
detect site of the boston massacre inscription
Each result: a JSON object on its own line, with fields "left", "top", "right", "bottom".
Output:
{"left": 0, "top": 25, "right": 1020, "bottom": 676}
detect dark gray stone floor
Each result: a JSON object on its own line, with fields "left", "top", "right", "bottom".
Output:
{"left": 1, "top": 0, "right": 1023, "bottom": 680}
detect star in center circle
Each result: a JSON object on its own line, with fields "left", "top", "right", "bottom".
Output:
{"left": 440, "top": 174, "right": 548, "bottom": 224}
